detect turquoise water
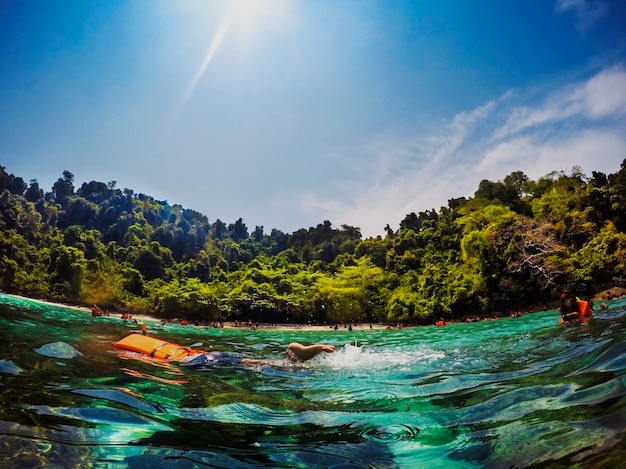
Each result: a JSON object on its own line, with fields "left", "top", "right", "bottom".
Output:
{"left": 1, "top": 293, "right": 626, "bottom": 468}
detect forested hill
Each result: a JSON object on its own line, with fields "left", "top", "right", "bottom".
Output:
{"left": 1, "top": 162, "right": 625, "bottom": 325}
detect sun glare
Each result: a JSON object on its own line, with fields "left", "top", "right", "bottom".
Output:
{"left": 232, "top": 0, "right": 270, "bottom": 26}
{"left": 171, "top": 0, "right": 290, "bottom": 125}
{"left": 230, "top": 0, "right": 289, "bottom": 35}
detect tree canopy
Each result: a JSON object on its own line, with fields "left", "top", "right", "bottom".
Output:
{"left": 1, "top": 160, "right": 625, "bottom": 324}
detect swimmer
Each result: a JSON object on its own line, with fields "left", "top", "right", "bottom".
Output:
{"left": 179, "top": 342, "right": 335, "bottom": 367}
{"left": 286, "top": 342, "right": 336, "bottom": 363}
{"left": 559, "top": 291, "right": 579, "bottom": 322}
{"left": 116, "top": 334, "right": 336, "bottom": 367}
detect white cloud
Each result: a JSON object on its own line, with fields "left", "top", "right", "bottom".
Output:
{"left": 493, "top": 67, "right": 626, "bottom": 141}
{"left": 479, "top": 130, "right": 626, "bottom": 181}
{"left": 555, "top": 0, "right": 608, "bottom": 33}
{"left": 533, "top": 130, "right": 626, "bottom": 175}
{"left": 581, "top": 67, "right": 626, "bottom": 118}
{"left": 302, "top": 66, "right": 626, "bottom": 237}
{"left": 478, "top": 137, "right": 537, "bottom": 174}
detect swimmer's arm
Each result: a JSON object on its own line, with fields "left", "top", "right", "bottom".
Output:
{"left": 287, "top": 342, "right": 336, "bottom": 362}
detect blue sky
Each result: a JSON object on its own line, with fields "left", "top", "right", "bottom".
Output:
{"left": 1, "top": 0, "right": 625, "bottom": 237}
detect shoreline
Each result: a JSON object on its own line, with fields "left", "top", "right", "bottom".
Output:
{"left": 3, "top": 288, "right": 625, "bottom": 332}
{"left": 0, "top": 292, "right": 393, "bottom": 331}
{"left": 1, "top": 293, "right": 162, "bottom": 326}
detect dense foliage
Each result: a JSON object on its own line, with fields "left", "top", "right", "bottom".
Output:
{"left": 1, "top": 161, "right": 625, "bottom": 324}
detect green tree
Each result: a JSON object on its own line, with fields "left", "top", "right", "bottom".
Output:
{"left": 25, "top": 180, "right": 44, "bottom": 202}
{"left": 52, "top": 170, "right": 75, "bottom": 200}
{"left": 49, "top": 245, "right": 86, "bottom": 300}
{"left": 133, "top": 242, "right": 173, "bottom": 281}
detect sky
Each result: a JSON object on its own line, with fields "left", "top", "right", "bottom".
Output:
{"left": 1, "top": 0, "right": 626, "bottom": 238}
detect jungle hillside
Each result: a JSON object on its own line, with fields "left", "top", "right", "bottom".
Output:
{"left": 1, "top": 161, "right": 626, "bottom": 325}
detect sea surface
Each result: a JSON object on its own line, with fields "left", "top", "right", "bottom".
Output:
{"left": 1, "top": 293, "right": 626, "bottom": 468}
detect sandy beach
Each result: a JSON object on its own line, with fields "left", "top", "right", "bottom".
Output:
{"left": 4, "top": 288, "right": 625, "bottom": 332}
{"left": 2, "top": 293, "right": 162, "bottom": 326}
{"left": 1, "top": 292, "right": 393, "bottom": 331}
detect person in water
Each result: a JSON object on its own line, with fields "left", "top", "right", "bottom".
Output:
{"left": 286, "top": 342, "right": 336, "bottom": 362}
{"left": 559, "top": 291, "right": 580, "bottom": 322}
{"left": 116, "top": 332, "right": 336, "bottom": 367}
{"left": 559, "top": 292, "right": 580, "bottom": 322}
{"left": 179, "top": 342, "right": 336, "bottom": 367}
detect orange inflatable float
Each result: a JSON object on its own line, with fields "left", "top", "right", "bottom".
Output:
{"left": 115, "top": 334, "right": 206, "bottom": 362}
{"left": 577, "top": 300, "right": 592, "bottom": 323}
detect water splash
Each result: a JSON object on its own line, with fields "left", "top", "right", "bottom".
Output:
{"left": 316, "top": 343, "right": 445, "bottom": 371}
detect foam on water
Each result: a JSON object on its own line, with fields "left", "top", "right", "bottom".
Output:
{"left": 314, "top": 342, "right": 445, "bottom": 371}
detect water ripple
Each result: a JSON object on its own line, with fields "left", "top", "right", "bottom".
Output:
{"left": 1, "top": 293, "right": 626, "bottom": 467}
{"left": 360, "top": 423, "right": 420, "bottom": 442}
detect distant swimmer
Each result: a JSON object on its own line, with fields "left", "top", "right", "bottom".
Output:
{"left": 559, "top": 291, "right": 593, "bottom": 324}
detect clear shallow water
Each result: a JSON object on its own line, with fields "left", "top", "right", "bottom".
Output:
{"left": 1, "top": 293, "right": 626, "bottom": 468}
